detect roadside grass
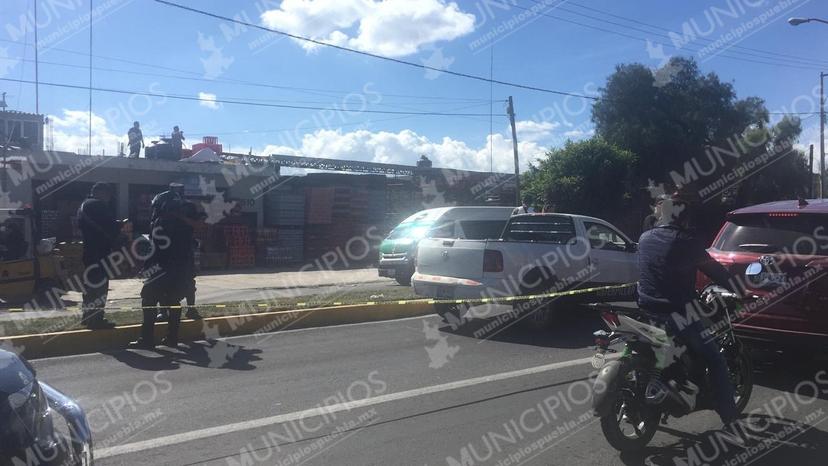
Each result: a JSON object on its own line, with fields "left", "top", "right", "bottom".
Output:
{"left": 0, "top": 284, "right": 418, "bottom": 337}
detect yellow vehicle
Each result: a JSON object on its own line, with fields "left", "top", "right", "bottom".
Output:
{"left": 0, "top": 208, "right": 67, "bottom": 305}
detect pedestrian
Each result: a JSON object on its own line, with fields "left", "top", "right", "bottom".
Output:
{"left": 511, "top": 195, "right": 536, "bottom": 215}
{"left": 127, "top": 121, "right": 144, "bottom": 158}
{"left": 130, "top": 197, "right": 194, "bottom": 349}
{"left": 642, "top": 194, "right": 669, "bottom": 232}
{"left": 171, "top": 126, "right": 185, "bottom": 158}
{"left": 77, "top": 183, "right": 122, "bottom": 329}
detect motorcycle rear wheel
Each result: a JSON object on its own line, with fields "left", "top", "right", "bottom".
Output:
{"left": 600, "top": 362, "right": 659, "bottom": 452}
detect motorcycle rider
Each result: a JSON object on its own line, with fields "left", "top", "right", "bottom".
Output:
{"left": 637, "top": 187, "right": 745, "bottom": 427}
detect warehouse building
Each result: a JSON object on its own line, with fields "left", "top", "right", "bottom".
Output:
{"left": 2, "top": 131, "right": 515, "bottom": 271}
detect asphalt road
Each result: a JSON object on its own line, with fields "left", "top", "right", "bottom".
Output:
{"left": 30, "top": 306, "right": 828, "bottom": 466}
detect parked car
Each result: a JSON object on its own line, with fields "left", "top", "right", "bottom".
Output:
{"left": 701, "top": 198, "right": 828, "bottom": 348}
{"left": 1, "top": 349, "right": 93, "bottom": 466}
{"left": 378, "top": 207, "right": 514, "bottom": 285}
{"left": 413, "top": 213, "right": 639, "bottom": 322}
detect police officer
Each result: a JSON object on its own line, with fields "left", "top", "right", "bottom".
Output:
{"left": 77, "top": 183, "right": 122, "bottom": 329}
{"left": 130, "top": 197, "right": 194, "bottom": 348}
{"left": 637, "top": 188, "right": 745, "bottom": 430}
{"left": 150, "top": 182, "right": 185, "bottom": 223}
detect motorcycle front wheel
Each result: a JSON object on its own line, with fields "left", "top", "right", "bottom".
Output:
{"left": 600, "top": 361, "right": 659, "bottom": 452}
{"left": 729, "top": 343, "right": 754, "bottom": 414}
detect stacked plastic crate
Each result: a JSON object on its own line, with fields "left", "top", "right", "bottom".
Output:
{"left": 40, "top": 210, "right": 60, "bottom": 239}
{"left": 224, "top": 224, "right": 255, "bottom": 268}
{"left": 255, "top": 227, "right": 279, "bottom": 267}
{"left": 304, "top": 187, "right": 334, "bottom": 261}
{"left": 263, "top": 189, "right": 305, "bottom": 264}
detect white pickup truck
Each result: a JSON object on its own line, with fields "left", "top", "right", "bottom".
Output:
{"left": 413, "top": 213, "right": 639, "bottom": 306}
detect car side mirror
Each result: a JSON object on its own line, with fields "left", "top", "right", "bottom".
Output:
{"left": 626, "top": 242, "right": 638, "bottom": 253}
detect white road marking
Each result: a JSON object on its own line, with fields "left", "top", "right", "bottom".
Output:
{"left": 95, "top": 354, "right": 612, "bottom": 459}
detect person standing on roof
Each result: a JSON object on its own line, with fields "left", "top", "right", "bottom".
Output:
{"left": 127, "top": 122, "right": 144, "bottom": 158}
{"left": 171, "top": 126, "right": 185, "bottom": 158}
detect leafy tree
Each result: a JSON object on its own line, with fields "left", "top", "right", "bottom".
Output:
{"left": 523, "top": 138, "right": 637, "bottom": 228}
{"left": 590, "top": 56, "right": 810, "bottom": 238}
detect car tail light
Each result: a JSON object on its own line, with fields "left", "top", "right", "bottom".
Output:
{"left": 483, "top": 249, "right": 503, "bottom": 273}
{"left": 601, "top": 311, "right": 620, "bottom": 329}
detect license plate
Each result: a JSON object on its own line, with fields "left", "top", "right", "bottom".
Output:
{"left": 755, "top": 272, "right": 787, "bottom": 287}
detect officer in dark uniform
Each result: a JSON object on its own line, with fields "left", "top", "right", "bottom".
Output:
{"left": 130, "top": 197, "right": 194, "bottom": 348}
{"left": 77, "top": 183, "right": 122, "bottom": 329}
{"left": 150, "top": 182, "right": 185, "bottom": 223}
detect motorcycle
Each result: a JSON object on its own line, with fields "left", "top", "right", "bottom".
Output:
{"left": 1, "top": 349, "right": 93, "bottom": 466}
{"left": 590, "top": 287, "right": 754, "bottom": 452}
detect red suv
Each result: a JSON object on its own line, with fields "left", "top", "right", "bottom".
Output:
{"left": 702, "top": 199, "right": 828, "bottom": 347}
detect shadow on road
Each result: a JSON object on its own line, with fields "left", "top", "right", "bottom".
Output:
{"left": 437, "top": 304, "right": 603, "bottom": 349}
{"left": 619, "top": 414, "right": 828, "bottom": 466}
{"left": 107, "top": 340, "right": 262, "bottom": 371}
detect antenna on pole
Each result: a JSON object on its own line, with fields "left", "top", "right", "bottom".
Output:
{"left": 34, "top": 0, "right": 39, "bottom": 114}
{"left": 507, "top": 96, "right": 520, "bottom": 205}
{"left": 88, "top": 0, "right": 93, "bottom": 155}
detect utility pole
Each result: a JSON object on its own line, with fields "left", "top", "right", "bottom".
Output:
{"left": 821, "top": 72, "right": 826, "bottom": 199}
{"left": 809, "top": 144, "right": 814, "bottom": 198}
{"left": 34, "top": 0, "right": 39, "bottom": 114}
{"left": 88, "top": 0, "right": 93, "bottom": 155}
{"left": 507, "top": 96, "right": 520, "bottom": 205}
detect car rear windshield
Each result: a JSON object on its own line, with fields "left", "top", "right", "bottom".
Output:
{"left": 713, "top": 214, "right": 828, "bottom": 256}
{"left": 503, "top": 215, "right": 576, "bottom": 243}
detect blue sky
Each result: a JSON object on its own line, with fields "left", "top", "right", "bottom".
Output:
{"left": 0, "top": 0, "right": 826, "bottom": 172}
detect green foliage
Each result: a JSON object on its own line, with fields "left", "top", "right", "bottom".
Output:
{"left": 523, "top": 138, "right": 637, "bottom": 224}
{"left": 588, "top": 56, "right": 811, "bottom": 237}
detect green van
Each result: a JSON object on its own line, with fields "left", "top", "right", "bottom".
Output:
{"left": 378, "top": 207, "right": 514, "bottom": 285}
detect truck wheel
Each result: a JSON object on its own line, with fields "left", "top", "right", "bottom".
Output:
{"left": 395, "top": 266, "right": 414, "bottom": 286}
{"left": 435, "top": 304, "right": 463, "bottom": 324}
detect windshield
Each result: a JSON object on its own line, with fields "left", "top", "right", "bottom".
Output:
{"left": 503, "top": 215, "right": 576, "bottom": 243}
{"left": 714, "top": 214, "right": 828, "bottom": 256}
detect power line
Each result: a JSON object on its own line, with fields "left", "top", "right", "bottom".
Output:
{"left": 0, "top": 77, "right": 502, "bottom": 117}
{"left": 185, "top": 102, "right": 499, "bottom": 137}
{"left": 152, "top": 0, "right": 600, "bottom": 101}
{"left": 0, "top": 37, "right": 500, "bottom": 104}
{"left": 564, "top": 1, "right": 828, "bottom": 66}
{"left": 517, "top": 0, "right": 827, "bottom": 71}
{"left": 10, "top": 55, "right": 506, "bottom": 113}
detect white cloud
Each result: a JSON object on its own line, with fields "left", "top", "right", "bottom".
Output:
{"left": 563, "top": 128, "right": 595, "bottom": 139}
{"left": 198, "top": 92, "right": 220, "bottom": 110}
{"left": 48, "top": 110, "right": 124, "bottom": 155}
{"left": 515, "top": 120, "right": 560, "bottom": 142}
{"left": 260, "top": 0, "right": 475, "bottom": 58}
{"left": 261, "top": 127, "right": 548, "bottom": 173}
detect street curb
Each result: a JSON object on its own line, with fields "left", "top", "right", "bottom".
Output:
{"left": 0, "top": 302, "right": 435, "bottom": 360}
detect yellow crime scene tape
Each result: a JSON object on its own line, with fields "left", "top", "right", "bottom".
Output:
{"left": 4, "top": 283, "right": 636, "bottom": 314}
